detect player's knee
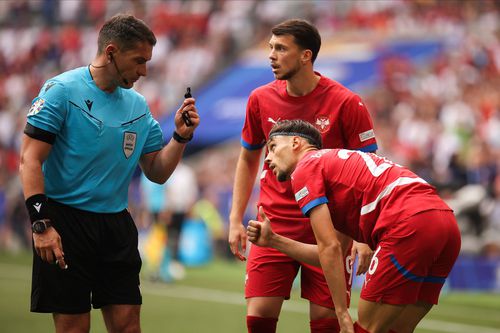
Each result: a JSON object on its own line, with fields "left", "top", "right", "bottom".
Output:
{"left": 247, "top": 315, "right": 278, "bottom": 333}
{"left": 310, "top": 317, "right": 340, "bottom": 333}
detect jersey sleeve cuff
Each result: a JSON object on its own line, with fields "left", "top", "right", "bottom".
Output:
{"left": 357, "top": 143, "right": 378, "bottom": 153}
{"left": 301, "top": 196, "right": 329, "bottom": 216}
{"left": 24, "top": 123, "right": 56, "bottom": 144}
{"left": 241, "top": 138, "right": 265, "bottom": 150}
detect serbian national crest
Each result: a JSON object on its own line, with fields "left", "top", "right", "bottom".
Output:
{"left": 123, "top": 131, "right": 137, "bottom": 159}
{"left": 315, "top": 117, "right": 330, "bottom": 133}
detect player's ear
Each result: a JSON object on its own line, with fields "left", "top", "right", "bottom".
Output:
{"left": 301, "top": 49, "right": 312, "bottom": 64}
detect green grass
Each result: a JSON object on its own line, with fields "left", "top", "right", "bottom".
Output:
{"left": 1, "top": 251, "right": 499, "bottom": 333}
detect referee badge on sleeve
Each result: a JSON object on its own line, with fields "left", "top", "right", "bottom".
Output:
{"left": 123, "top": 131, "right": 137, "bottom": 159}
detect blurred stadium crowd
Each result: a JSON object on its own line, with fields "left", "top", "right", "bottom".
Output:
{"left": 1, "top": 0, "right": 500, "bottom": 263}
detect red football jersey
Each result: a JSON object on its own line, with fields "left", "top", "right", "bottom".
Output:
{"left": 241, "top": 73, "right": 378, "bottom": 238}
{"left": 291, "top": 149, "right": 452, "bottom": 249}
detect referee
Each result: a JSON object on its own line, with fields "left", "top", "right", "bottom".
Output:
{"left": 19, "top": 13, "right": 199, "bottom": 333}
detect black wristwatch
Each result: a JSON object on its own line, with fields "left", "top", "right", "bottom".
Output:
{"left": 32, "top": 219, "right": 52, "bottom": 234}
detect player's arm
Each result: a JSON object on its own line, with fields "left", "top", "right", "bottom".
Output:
{"left": 19, "top": 134, "right": 66, "bottom": 269}
{"left": 228, "top": 147, "right": 262, "bottom": 261}
{"left": 247, "top": 207, "right": 351, "bottom": 267}
{"left": 247, "top": 207, "right": 320, "bottom": 265}
{"left": 140, "top": 98, "right": 199, "bottom": 183}
{"left": 309, "top": 204, "right": 354, "bottom": 333}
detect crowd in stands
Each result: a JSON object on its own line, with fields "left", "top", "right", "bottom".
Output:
{"left": 1, "top": 0, "right": 499, "bottom": 260}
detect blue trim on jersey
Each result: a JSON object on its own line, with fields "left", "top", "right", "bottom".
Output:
{"left": 241, "top": 138, "right": 265, "bottom": 150}
{"left": 302, "top": 197, "right": 329, "bottom": 216}
{"left": 390, "top": 255, "right": 446, "bottom": 284}
{"left": 358, "top": 143, "right": 378, "bottom": 153}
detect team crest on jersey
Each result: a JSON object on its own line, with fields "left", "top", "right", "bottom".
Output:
{"left": 28, "top": 98, "right": 45, "bottom": 117}
{"left": 315, "top": 117, "right": 330, "bottom": 133}
{"left": 123, "top": 131, "right": 137, "bottom": 159}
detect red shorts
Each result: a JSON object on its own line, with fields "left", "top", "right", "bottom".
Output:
{"left": 245, "top": 240, "right": 353, "bottom": 309}
{"left": 361, "top": 209, "right": 461, "bottom": 305}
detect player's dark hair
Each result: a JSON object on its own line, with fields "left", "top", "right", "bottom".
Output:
{"left": 269, "top": 120, "right": 322, "bottom": 149}
{"left": 271, "top": 19, "right": 321, "bottom": 63}
{"left": 97, "top": 13, "right": 156, "bottom": 54}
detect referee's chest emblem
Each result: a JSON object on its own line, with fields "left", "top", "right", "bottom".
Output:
{"left": 123, "top": 132, "right": 137, "bottom": 159}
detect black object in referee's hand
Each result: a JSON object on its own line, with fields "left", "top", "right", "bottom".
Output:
{"left": 182, "top": 87, "right": 194, "bottom": 127}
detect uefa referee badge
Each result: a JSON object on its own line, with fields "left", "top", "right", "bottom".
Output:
{"left": 123, "top": 131, "right": 137, "bottom": 159}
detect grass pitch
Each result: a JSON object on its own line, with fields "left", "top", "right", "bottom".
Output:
{"left": 1, "top": 251, "right": 499, "bottom": 333}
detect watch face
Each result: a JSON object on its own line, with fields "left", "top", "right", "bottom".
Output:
{"left": 32, "top": 221, "right": 46, "bottom": 234}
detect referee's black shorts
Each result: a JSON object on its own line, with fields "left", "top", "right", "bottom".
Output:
{"left": 31, "top": 200, "right": 142, "bottom": 314}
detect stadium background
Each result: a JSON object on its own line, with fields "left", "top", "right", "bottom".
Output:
{"left": 0, "top": 0, "right": 499, "bottom": 332}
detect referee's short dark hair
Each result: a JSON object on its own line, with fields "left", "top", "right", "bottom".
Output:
{"left": 97, "top": 13, "right": 156, "bottom": 54}
{"left": 271, "top": 19, "right": 321, "bottom": 63}
{"left": 269, "top": 119, "right": 323, "bottom": 149}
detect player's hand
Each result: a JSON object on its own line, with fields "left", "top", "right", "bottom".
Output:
{"left": 337, "top": 311, "right": 354, "bottom": 333}
{"left": 247, "top": 206, "right": 274, "bottom": 248}
{"left": 228, "top": 221, "right": 247, "bottom": 261}
{"left": 33, "top": 227, "right": 67, "bottom": 270}
{"left": 174, "top": 97, "right": 199, "bottom": 137}
{"left": 351, "top": 241, "right": 373, "bottom": 275}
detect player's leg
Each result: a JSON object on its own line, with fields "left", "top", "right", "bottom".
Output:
{"left": 247, "top": 296, "right": 285, "bottom": 317}
{"left": 302, "top": 267, "right": 340, "bottom": 333}
{"left": 356, "top": 299, "right": 405, "bottom": 333}
{"left": 388, "top": 301, "right": 433, "bottom": 333}
{"left": 53, "top": 313, "right": 90, "bottom": 333}
{"left": 245, "top": 244, "right": 299, "bottom": 333}
{"left": 101, "top": 304, "right": 141, "bottom": 333}
{"left": 247, "top": 297, "right": 283, "bottom": 333}
{"left": 389, "top": 210, "right": 460, "bottom": 333}
{"left": 359, "top": 210, "right": 461, "bottom": 333}
{"left": 308, "top": 302, "right": 339, "bottom": 333}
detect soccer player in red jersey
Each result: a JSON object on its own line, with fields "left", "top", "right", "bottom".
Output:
{"left": 247, "top": 119, "right": 461, "bottom": 333}
{"left": 229, "top": 19, "right": 378, "bottom": 333}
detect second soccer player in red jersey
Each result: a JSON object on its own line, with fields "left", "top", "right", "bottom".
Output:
{"left": 247, "top": 119, "right": 461, "bottom": 333}
{"left": 229, "top": 19, "right": 378, "bottom": 333}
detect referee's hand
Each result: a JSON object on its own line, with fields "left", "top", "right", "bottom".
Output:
{"left": 33, "top": 228, "right": 67, "bottom": 270}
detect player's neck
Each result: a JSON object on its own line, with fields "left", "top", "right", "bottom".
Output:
{"left": 297, "top": 147, "right": 318, "bottom": 161}
{"left": 286, "top": 69, "right": 320, "bottom": 97}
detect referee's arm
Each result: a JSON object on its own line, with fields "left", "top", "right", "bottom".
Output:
{"left": 19, "top": 134, "right": 52, "bottom": 198}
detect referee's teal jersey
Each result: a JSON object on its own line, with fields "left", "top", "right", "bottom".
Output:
{"left": 26, "top": 66, "right": 164, "bottom": 213}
